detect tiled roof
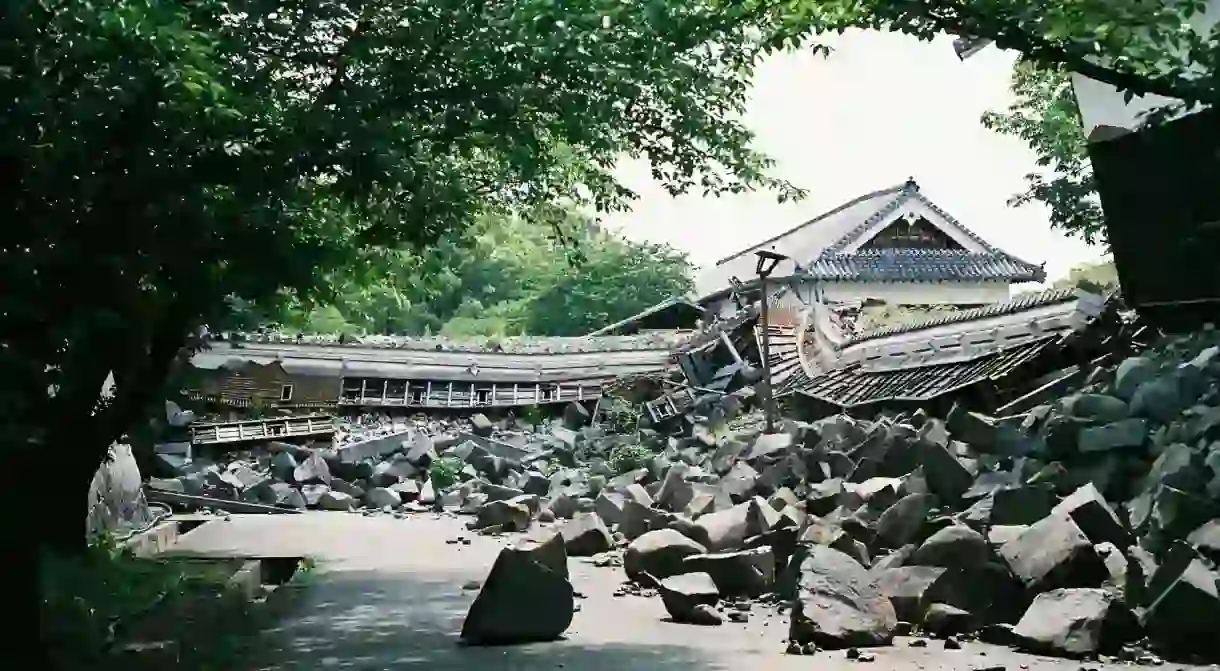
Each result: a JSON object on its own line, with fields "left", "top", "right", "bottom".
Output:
{"left": 794, "top": 338, "right": 1053, "bottom": 408}
{"left": 812, "top": 179, "right": 1046, "bottom": 284}
{"left": 712, "top": 182, "right": 909, "bottom": 267}
{"left": 849, "top": 287, "right": 1079, "bottom": 343}
{"left": 807, "top": 249, "right": 1047, "bottom": 283}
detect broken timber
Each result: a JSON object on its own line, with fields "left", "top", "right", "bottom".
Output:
{"left": 145, "top": 487, "right": 303, "bottom": 514}
{"left": 190, "top": 414, "right": 334, "bottom": 446}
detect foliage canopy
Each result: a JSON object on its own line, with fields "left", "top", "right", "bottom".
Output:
{"left": 1, "top": 0, "right": 804, "bottom": 551}
{"left": 224, "top": 209, "right": 694, "bottom": 338}
{"left": 981, "top": 60, "right": 1104, "bottom": 245}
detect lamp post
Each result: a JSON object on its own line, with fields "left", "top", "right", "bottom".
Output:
{"left": 754, "top": 250, "right": 787, "bottom": 434}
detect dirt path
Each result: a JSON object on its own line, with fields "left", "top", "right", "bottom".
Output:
{"left": 168, "top": 512, "right": 1204, "bottom": 671}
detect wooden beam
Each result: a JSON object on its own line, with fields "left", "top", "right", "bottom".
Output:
{"left": 145, "top": 488, "right": 303, "bottom": 514}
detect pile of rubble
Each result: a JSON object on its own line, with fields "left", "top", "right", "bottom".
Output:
{"left": 151, "top": 327, "right": 1220, "bottom": 662}
{"left": 455, "top": 328, "right": 1220, "bottom": 661}
{"left": 148, "top": 404, "right": 599, "bottom": 513}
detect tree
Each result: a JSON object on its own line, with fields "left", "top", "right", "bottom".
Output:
{"left": 230, "top": 207, "right": 694, "bottom": 338}
{"left": 2, "top": 0, "right": 808, "bottom": 557}
{"left": 1052, "top": 258, "right": 1120, "bottom": 291}
{"left": 525, "top": 227, "right": 693, "bottom": 336}
{"left": 753, "top": 0, "right": 1217, "bottom": 245}
{"left": 759, "top": 0, "right": 1218, "bottom": 103}
{"left": 981, "top": 60, "right": 1105, "bottom": 245}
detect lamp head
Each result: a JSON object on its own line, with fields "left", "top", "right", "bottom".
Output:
{"left": 754, "top": 250, "right": 788, "bottom": 278}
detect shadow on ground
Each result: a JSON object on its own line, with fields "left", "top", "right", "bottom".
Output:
{"left": 247, "top": 570, "right": 721, "bottom": 671}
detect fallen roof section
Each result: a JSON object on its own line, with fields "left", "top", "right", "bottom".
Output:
{"left": 784, "top": 288, "right": 1111, "bottom": 411}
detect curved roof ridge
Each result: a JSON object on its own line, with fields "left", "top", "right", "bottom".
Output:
{"left": 907, "top": 191, "right": 1045, "bottom": 274}
{"left": 846, "top": 287, "right": 1080, "bottom": 344}
{"left": 817, "top": 182, "right": 1046, "bottom": 280}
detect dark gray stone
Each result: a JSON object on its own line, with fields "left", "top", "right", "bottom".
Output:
{"left": 1050, "top": 483, "right": 1129, "bottom": 548}
{"left": 656, "top": 571, "right": 720, "bottom": 623}
{"left": 560, "top": 511, "right": 614, "bottom": 557}
{"left": 1013, "top": 588, "right": 1136, "bottom": 657}
{"left": 999, "top": 514, "right": 1108, "bottom": 595}
{"left": 912, "top": 525, "right": 989, "bottom": 571}
{"left": 788, "top": 545, "right": 897, "bottom": 649}
{"left": 461, "top": 533, "right": 573, "bottom": 645}
{"left": 624, "top": 529, "right": 707, "bottom": 583}
{"left": 682, "top": 546, "right": 775, "bottom": 597}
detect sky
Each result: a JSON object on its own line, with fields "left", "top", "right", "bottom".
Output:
{"left": 601, "top": 30, "right": 1110, "bottom": 285}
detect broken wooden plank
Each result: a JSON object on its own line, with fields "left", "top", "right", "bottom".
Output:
{"left": 994, "top": 366, "right": 1084, "bottom": 416}
{"left": 144, "top": 488, "right": 303, "bottom": 514}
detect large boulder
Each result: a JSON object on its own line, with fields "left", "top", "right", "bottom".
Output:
{"left": 559, "top": 512, "right": 614, "bottom": 557}
{"left": 682, "top": 546, "right": 775, "bottom": 597}
{"left": 911, "top": 524, "right": 989, "bottom": 571}
{"left": 317, "top": 490, "right": 355, "bottom": 511}
{"left": 789, "top": 545, "right": 897, "bottom": 649}
{"left": 1013, "top": 588, "right": 1136, "bottom": 657}
{"left": 624, "top": 529, "right": 707, "bottom": 583}
{"left": 874, "top": 493, "right": 935, "bottom": 549}
{"left": 470, "top": 413, "right": 495, "bottom": 437}
{"left": 656, "top": 572, "right": 721, "bottom": 624}
{"left": 999, "top": 514, "right": 1108, "bottom": 595}
{"left": 872, "top": 565, "right": 961, "bottom": 624}
{"left": 619, "top": 499, "right": 670, "bottom": 541}
{"left": 689, "top": 501, "right": 750, "bottom": 551}
{"left": 461, "top": 534, "right": 574, "bottom": 645}
{"left": 364, "top": 486, "right": 402, "bottom": 509}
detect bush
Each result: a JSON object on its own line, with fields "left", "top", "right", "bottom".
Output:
{"left": 41, "top": 535, "right": 266, "bottom": 669}
{"left": 608, "top": 444, "right": 652, "bottom": 474}
{"left": 428, "top": 456, "right": 464, "bottom": 489}
{"left": 599, "top": 395, "right": 639, "bottom": 434}
{"left": 519, "top": 404, "right": 544, "bottom": 426}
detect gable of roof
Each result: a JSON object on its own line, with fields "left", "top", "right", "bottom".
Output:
{"left": 695, "top": 179, "right": 1049, "bottom": 301}
{"left": 821, "top": 181, "right": 1003, "bottom": 255}
{"left": 694, "top": 182, "right": 909, "bottom": 299}
{"left": 712, "top": 182, "right": 909, "bottom": 267}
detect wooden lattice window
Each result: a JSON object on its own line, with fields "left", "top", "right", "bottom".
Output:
{"left": 862, "top": 215, "right": 963, "bottom": 250}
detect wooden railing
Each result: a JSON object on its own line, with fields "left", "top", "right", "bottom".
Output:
{"left": 190, "top": 414, "right": 334, "bottom": 445}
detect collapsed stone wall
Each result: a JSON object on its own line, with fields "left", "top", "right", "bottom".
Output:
{"left": 150, "top": 326, "right": 1220, "bottom": 662}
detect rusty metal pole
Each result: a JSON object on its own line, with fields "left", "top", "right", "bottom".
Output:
{"left": 758, "top": 274, "right": 775, "bottom": 434}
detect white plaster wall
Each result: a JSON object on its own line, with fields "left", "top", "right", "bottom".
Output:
{"left": 706, "top": 280, "right": 1012, "bottom": 317}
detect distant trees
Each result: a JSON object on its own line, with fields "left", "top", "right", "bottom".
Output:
{"left": 223, "top": 208, "right": 694, "bottom": 338}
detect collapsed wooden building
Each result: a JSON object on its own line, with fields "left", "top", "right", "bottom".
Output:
{"left": 776, "top": 288, "right": 1121, "bottom": 417}
{"left": 183, "top": 297, "right": 749, "bottom": 413}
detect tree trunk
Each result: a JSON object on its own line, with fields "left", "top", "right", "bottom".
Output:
{"left": 40, "top": 445, "right": 102, "bottom": 557}
{"left": 2, "top": 445, "right": 68, "bottom": 670}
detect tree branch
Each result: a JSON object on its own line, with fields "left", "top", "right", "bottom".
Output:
{"left": 910, "top": 0, "right": 1216, "bottom": 104}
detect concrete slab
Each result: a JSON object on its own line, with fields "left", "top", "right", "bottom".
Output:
{"left": 168, "top": 512, "right": 1210, "bottom": 671}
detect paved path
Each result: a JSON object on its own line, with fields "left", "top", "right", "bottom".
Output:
{"left": 169, "top": 512, "right": 1203, "bottom": 671}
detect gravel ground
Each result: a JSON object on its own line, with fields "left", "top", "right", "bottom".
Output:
{"left": 167, "top": 512, "right": 1214, "bottom": 671}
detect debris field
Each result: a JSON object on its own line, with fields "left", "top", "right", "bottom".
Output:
{"left": 149, "top": 325, "right": 1220, "bottom": 663}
